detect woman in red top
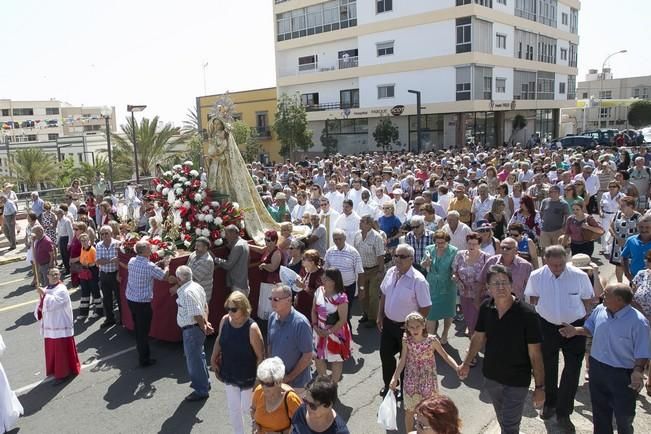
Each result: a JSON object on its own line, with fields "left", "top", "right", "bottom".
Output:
{"left": 68, "top": 222, "right": 86, "bottom": 288}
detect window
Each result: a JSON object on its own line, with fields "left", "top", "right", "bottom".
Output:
{"left": 12, "top": 108, "right": 34, "bottom": 116}
{"left": 496, "top": 33, "right": 506, "bottom": 49}
{"left": 78, "top": 153, "right": 84, "bottom": 163}
{"left": 456, "top": 17, "right": 472, "bottom": 53}
{"left": 456, "top": 66, "right": 471, "bottom": 101}
{"left": 1, "top": 109, "right": 9, "bottom": 116}
{"left": 513, "top": 70, "right": 537, "bottom": 100}
{"left": 26, "top": 134, "right": 37, "bottom": 141}
{"left": 514, "top": 29, "right": 536, "bottom": 60}
{"left": 474, "top": 66, "right": 493, "bottom": 100}
{"left": 376, "top": 41, "right": 394, "bottom": 56}
{"left": 537, "top": 35, "right": 557, "bottom": 64}
{"left": 496, "top": 78, "right": 506, "bottom": 93}
{"left": 561, "top": 12, "right": 568, "bottom": 25}
{"left": 457, "top": 0, "right": 493, "bottom": 6}
{"left": 537, "top": 71, "right": 555, "bottom": 100}
{"left": 301, "top": 93, "right": 319, "bottom": 107}
{"left": 340, "top": 89, "right": 360, "bottom": 109}
{"left": 599, "top": 90, "right": 612, "bottom": 99}
{"left": 567, "top": 75, "right": 576, "bottom": 99}
{"left": 298, "top": 55, "right": 318, "bottom": 71}
{"left": 474, "top": 19, "right": 492, "bottom": 53}
{"left": 515, "top": 0, "right": 557, "bottom": 27}
{"left": 83, "top": 124, "right": 102, "bottom": 132}
{"left": 376, "top": 0, "right": 392, "bottom": 13}
{"left": 326, "top": 118, "right": 368, "bottom": 135}
{"left": 634, "top": 88, "right": 649, "bottom": 99}
{"left": 256, "top": 112, "right": 270, "bottom": 137}
{"left": 497, "top": 0, "right": 506, "bottom": 4}
{"left": 45, "top": 107, "right": 59, "bottom": 115}
{"left": 559, "top": 82, "right": 566, "bottom": 94}
{"left": 338, "top": 49, "right": 358, "bottom": 69}
{"left": 377, "top": 85, "right": 395, "bottom": 99}
{"left": 48, "top": 133, "right": 59, "bottom": 140}
{"left": 582, "top": 92, "right": 588, "bottom": 99}
{"left": 560, "top": 48, "right": 567, "bottom": 61}
{"left": 570, "top": 8, "right": 578, "bottom": 34}
{"left": 568, "top": 43, "right": 578, "bottom": 67}
{"left": 600, "top": 108, "right": 611, "bottom": 119}
{"left": 276, "top": 0, "right": 357, "bottom": 42}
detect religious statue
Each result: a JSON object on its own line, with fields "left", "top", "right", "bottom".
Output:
{"left": 203, "top": 94, "right": 281, "bottom": 245}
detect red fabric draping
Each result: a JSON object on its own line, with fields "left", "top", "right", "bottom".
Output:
{"left": 119, "top": 243, "right": 264, "bottom": 342}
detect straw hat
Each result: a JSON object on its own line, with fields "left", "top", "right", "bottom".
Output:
{"left": 569, "top": 253, "right": 597, "bottom": 270}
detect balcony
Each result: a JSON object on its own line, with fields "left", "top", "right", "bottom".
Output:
{"left": 256, "top": 127, "right": 272, "bottom": 138}
{"left": 304, "top": 102, "right": 359, "bottom": 112}
{"left": 338, "top": 56, "right": 358, "bottom": 69}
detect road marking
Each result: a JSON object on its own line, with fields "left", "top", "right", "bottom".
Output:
{"left": 0, "top": 277, "right": 29, "bottom": 287}
{"left": 14, "top": 345, "right": 136, "bottom": 395}
{"left": 0, "top": 288, "right": 79, "bottom": 313}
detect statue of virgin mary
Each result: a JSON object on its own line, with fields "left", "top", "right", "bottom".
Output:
{"left": 204, "top": 94, "right": 281, "bottom": 245}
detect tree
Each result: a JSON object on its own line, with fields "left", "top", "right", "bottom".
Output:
{"left": 373, "top": 116, "right": 399, "bottom": 151}
{"left": 10, "top": 148, "right": 58, "bottom": 190}
{"left": 320, "top": 125, "right": 338, "bottom": 156}
{"left": 508, "top": 114, "right": 528, "bottom": 145}
{"left": 55, "top": 158, "right": 77, "bottom": 188}
{"left": 181, "top": 107, "right": 201, "bottom": 139}
{"left": 231, "top": 120, "right": 262, "bottom": 163}
{"left": 232, "top": 120, "right": 251, "bottom": 147}
{"left": 628, "top": 100, "right": 651, "bottom": 129}
{"left": 273, "top": 93, "right": 313, "bottom": 159}
{"left": 111, "top": 115, "right": 183, "bottom": 178}
{"left": 74, "top": 155, "right": 109, "bottom": 184}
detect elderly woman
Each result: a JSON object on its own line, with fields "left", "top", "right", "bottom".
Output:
{"left": 278, "top": 222, "right": 294, "bottom": 265}
{"left": 286, "top": 239, "right": 306, "bottom": 275}
{"left": 452, "top": 232, "right": 489, "bottom": 363}
{"left": 77, "top": 232, "right": 103, "bottom": 321}
{"left": 251, "top": 357, "right": 302, "bottom": 434}
{"left": 609, "top": 196, "right": 641, "bottom": 282}
{"left": 476, "top": 220, "right": 501, "bottom": 256}
{"left": 294, "top": 249, "right": 324, "bottom": 319}
{"left": 290, "top": 375, "right": 350, "bottom": 433}
{"left": 410, "top": 395, "right": 462, "bottom": 434}
{"left": 485, "top": 198, "right": 508, "bottom": 241}
{"left": 311, "top": 268, "right": 352, "bottom": 384}
{"left": 421, "top": 230, "right": 458, "bottom": 344}
{"left": 564, "top": 202, "right": 604, "bottom": 256}
{"left": 211, "top": 291, "right": 264, "bottom": 434}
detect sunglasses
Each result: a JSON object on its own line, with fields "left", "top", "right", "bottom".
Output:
{"left": 304, "top": 399, "right": 321, "bottom": 411}
{"left": 226, "top": 306, "right": 238, "bottom": 313}
{"left": 477, "top": 228, "right": 491, "bottom": 233}
{"left": 268, "top": 295, "right": 291, "bottom": 302}
{"left": 393, "top": 254, "right": 411, "bottom": 259}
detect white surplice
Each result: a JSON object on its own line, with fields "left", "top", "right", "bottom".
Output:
{"left": 0, "top": 334, "right": 23, "bottom": 432}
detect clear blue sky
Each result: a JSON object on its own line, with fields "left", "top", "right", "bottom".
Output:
{"left": 0, "top": 0, "right": 648, "bottom": 127}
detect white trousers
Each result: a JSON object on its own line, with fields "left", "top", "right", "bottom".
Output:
{"left": 224, "top": 384, "right": 253, "bottom": 434}
{"left": 601, "top": 213, "right": 616, "bottom": 253}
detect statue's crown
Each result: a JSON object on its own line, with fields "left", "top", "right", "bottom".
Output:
{"left": 210, "top": 93, "right": 236, "bottom": 126}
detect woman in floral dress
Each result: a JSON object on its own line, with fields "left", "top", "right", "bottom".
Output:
{"left": 609, "top": 196, "right": 641, "bottom": 282}
{"left": 311, "top": 268, "right": 352, "bottom": 384}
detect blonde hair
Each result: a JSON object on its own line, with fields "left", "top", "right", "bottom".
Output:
{"left": 224, "top": 290, "right": 252, "bottom": 316}
{"left": 404, "top": 311, "right": 427, "bottom": 337}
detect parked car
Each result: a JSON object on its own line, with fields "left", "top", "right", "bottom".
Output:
{"left": 581, "top": 129, "right": 619, "bottom": 146}
{"left": 549, "top": 135, "right": 598, "bottom": 150}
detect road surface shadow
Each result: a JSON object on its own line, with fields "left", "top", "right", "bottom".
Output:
{"left": 158, "top": 398, "right": 208, "bottom": 434}
{"left": 4, "top": 311, "right": 37, "bottom": 331}
{"left": 18, "top": 375, "right": 77, "bottom": 416}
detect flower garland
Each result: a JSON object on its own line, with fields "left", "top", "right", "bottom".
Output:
{"left": 120, "top": 233, "right": 176, "bottom": 262}
{"left": 150, "top": 161, "right": 244, "bottom": 249}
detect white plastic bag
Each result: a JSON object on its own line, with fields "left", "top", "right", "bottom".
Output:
{"left": 279, "top": 265, "right": 301, "bottom": 292}
{"left": 377, "top": 390, "right": 397, "bottom": 430}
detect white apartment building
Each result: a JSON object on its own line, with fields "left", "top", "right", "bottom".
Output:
{"left": 0, "top": 99, "right": 117, "bottom": 177}
{"left": 273, "top": 0, "right": 580, "bottom": 152}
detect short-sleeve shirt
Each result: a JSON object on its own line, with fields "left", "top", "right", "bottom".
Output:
{"left": 33, "top": 236, "right": 54, "bottom": 265}
{"left": 621, "top": 235, "right": 651, "bottom": 277}
{"left": 126, "top": 255, "right": 167, "bottom": 303}
{"left": 268, "top": 308, "right": 313, "bottom": 389}
{"left": 291, "top": 403, "right": 350, "bottom": 434}
{"left": 380, "top": 266, "right": 432, "bottom": 322}
{"left": 475, "top": 297, "right": 542, "bottom": 387}
{"left": 252, "top": 385, "right": 302, "bottom": 433}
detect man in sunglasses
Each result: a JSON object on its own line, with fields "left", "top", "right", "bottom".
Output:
{"left": 478, "top": 237, "right": 533, "bottom": 300}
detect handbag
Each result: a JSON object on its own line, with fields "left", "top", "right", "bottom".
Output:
{"left": 325, "top": 311, "right": 340, "bottom": 326}
{"left": 78, "top": 268, "right": 93, "bottom": 280}
{"left": 70, "top": 262, "right": 82, "bottom": 273}
{"left": 581, "top": 217, "right": 604, "bottom": 242}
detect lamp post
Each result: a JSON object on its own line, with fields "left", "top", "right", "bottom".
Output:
{"left": 126, "top": 104, "right": 147, "bottom": 185}
{"left": 599, "top": 49, "right": 627, "bottom": 128}
{"left": 100, "top": 106, "right": 114, "bottom": 191}
{"left": 408, "top": 90, "right": 422, "bottom": 153}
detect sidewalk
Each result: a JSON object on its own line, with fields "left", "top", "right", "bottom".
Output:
{"left": 0, "top": 217, "right": 29, "bottom": 265}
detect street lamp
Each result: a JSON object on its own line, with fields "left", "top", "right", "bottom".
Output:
{"left": 100, "top": 106, "right": 114, "bottom": 191}
{"left": 126, "top": 104, "right": 147, "bottom": 184}
{"left": 599, "top": 50, "right": 627, "bottom": 128}
{"left": 408, "top": 90, "right": 422, "bottom": 153}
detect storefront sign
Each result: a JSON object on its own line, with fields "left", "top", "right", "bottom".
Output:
{"left": 390, "top": 105, "right": 405, "bottom": 116}
{"left": 489, "top": 100, "right": 517, "bottom": 111}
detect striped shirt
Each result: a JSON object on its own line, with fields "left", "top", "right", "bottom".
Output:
{"left": 176, "top": 281, "right": 208, "bottom": 328}
{"left": 405, "top": 230, "right": 435, "bottom": 266}
{"left": 324, "top": 243, "right": 364, "bottom": 286}
{"left": 186, "top": 251, "right": 215, "bottom": 302}
{"left": 126, "top": 255, "right": 167, "bottom": 302}
{"left": 353, "top": 229, "right": 385, "bottom": 268}
{"left": 96, "top": 239, "right": 120, "bottom": 273}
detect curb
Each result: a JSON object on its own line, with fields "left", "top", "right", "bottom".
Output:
{"left": 0, "top": 254, "right": 26, "bottom": 266}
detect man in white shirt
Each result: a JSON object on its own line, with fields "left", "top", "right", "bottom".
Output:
{"left": 324, "top": 229, "right": 364, "bottom": 321}
{"left": 355, "top": 190, "right": 378, "bottom": 220}
{"left": 325, "top": 183, "right": 345, "bottom": 214}
{"left": 391, "top": 189, "right": 408, "bottom": 223}
{"left": 573, "top": 165, "right": 600, "bottom": 199}
{"left": 524, "top": 245, "right": 594, "bottom": 431}
{"left": 442, "top": 211, "right": 472, "bottom": 251}
{"left": 312, "top": 167, "right": 326, "bottom": 188}
{"left": 290, "top": 191, "right": 317, "bottom": 224}
{"left": 371, "top": 186, "right": 391, "bottom": 209}
{"left": 348, "top": 179, "right": 370, "bottom": 209}
{"left": 517, "top": 162, "right": 534, "bottom": 188}
{"left": 334, "top": 199, "right": 361, "bottom": 243}
{"left": 471, "top": 184, "right": 493, "bottom": 228}
{"left": 318, "top": 197, "right": 340, "bottom": 249}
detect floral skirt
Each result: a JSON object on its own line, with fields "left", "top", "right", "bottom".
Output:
{"left": 313, "top": 323, "right": 352, "bottom": 362}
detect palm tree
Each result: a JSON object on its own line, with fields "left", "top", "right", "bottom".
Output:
{"left": 74, "top": 155, "right": 109, "bottom": 184}
{"left": 10, "top": 148, "right": 58, "bottom": 190}
{"left": 181, "top": 107, "right": 201, "bottom": 139}
{"left": 111, "top": 116, "right": 183, "bottom": 178}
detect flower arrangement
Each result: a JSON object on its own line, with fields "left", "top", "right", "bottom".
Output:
{"left": 150, "top": 161, "right": 244, "bottom": 249}
{"left": 120, "top": 233, "right": 176, "bottom": 262}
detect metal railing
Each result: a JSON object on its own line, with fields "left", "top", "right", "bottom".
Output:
{"left": 304, "top": 101, "right": 360, "bottom": 112}
{"left": 338, "top": 56, "right": 358, "bottom": 69}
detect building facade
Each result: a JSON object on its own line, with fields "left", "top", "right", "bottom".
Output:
{"left": 273, "top": 0, "right": 580, "bottom": 152}
{"left": 197, "top": 87, "right": 282, "bottom": 163}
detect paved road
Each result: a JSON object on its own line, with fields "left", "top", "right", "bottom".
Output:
{"left": 1, "top": 257, "right": 649, "bottom": 434}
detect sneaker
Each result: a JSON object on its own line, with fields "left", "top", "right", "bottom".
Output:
{"left": 184, "top": 392, "right": 209, "bottom": 402}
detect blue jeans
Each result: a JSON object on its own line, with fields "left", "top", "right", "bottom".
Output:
{"left": 484, "top": 378, "right": 529, "bottom": 434}
{"left": 183, "top": 325, "right": 211, "bottom": 397}
{"left": 589, "top": 357, "right": 636, "bottom": 434}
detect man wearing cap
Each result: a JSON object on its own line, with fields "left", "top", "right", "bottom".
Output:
{"left": 0, "top": 195, "right": 17, "bottom": 251}
{"left": 267, "top": 192, "right": 289, "bottom": 223}
{"left": 538, "top": 185, "right": 569, "bottom": 255}
{"left": 449, "top": 185, "right": 472, "bottom": 227}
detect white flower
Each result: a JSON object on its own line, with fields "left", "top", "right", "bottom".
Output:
{"left": 194, "top": 193, "right": 203, "bottom": 202}
{"left": 183, "top": 161, "right": 193, "bottom": 167}
{"left": 201, "top": 205, "right": 209, "bottom": 212}
{"left": 151, "top": 245, "right": 159, "bottom": 252}
{"left": 232, "top": 202, "right": 240, "bottom": 211}
{"left": 213, "top": 217, "right": 222, "bottom": 226}
{"left": 175, "top": 188, "right": 183, "bottom": 195}
{"left": 204, "top": 214, "right": 214, "bottom": 223}
{"left": 214, "top": 238, "right": 223, "bottom": 246}
{"left": 197, "top": 214, "right": 205, "bottom": 222}
{"left": 183, "top": 240, "right": 191, "bottom": 248}
{"left": 211, "top": 201, "right": 220, "bottom": 208}
{"left": 155, "top": 184, "right": 163, "bottom": 192}
{"left": 183, "top": 201, "right": 191, "bottom": 208}
{"left": 184, "top": 181, "right": 191, "bottom": 187}
{"left": 200, "top": 181, "right": 207, "bottom": 189}
{"left": 201, "top": 228, "right": 210, "bottom": 237}
{"left": 173, "top": 164, "right": 182, "bottom": 171}
{"left": 185, "top": 221, "right": 191, "bottom": 230}
{"left": 190, "top": 170, "right": 199, "bottom": 177}
{"left": 173, "top": 200, "right": 182, "bottom": 209}
{"left": 163, "top": 171, "right": 173, "bottom": 177}
{"left": 201, "top": 191, "right": 207, "bottom": 199}
{"left": 239, "top": 221, "right": 245, "bottom": 229}
{"left": 195, "top": 228, "right": 202, "bottom": 235}
{"left": 172, "top": 174, "right": 180, "bottom": 181}
{"left": 179, "top": 177, "right": 187, "bottom": 183}
{"left": 162, "top": 187, "right": 170, "bottom": 196}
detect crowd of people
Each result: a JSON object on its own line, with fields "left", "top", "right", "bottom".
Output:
{"left": 3, "top": 142, "right": 651, "bottom": 433}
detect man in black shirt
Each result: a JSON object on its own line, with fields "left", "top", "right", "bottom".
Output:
{"left": 459, "top": 265, "right": 545, "bottom": 434}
